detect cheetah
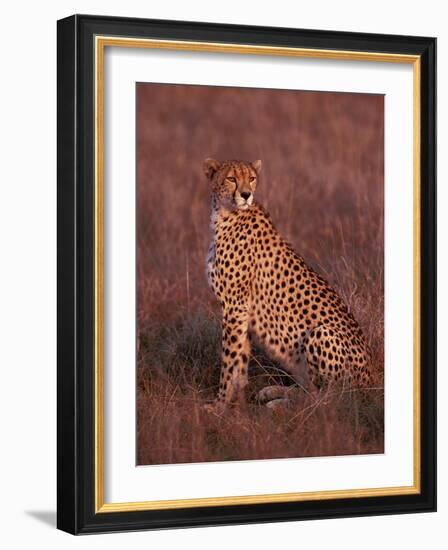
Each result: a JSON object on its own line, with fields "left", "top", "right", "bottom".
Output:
{"left": 204, "top": 158, "right": 371, "bottom": 413}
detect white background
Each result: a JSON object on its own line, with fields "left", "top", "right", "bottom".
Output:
{"left": 105, "top": 49, "right": 414, "bottom": 502}
{"left": 0, "top": 1, "right": 445, "bottom": 549}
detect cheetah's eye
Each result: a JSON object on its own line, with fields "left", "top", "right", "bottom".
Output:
{"left": 227, "top": 177, "right": 236, "bottom": 183}
{"left": 249, "top": 177, "right": 256, "bottom": 183}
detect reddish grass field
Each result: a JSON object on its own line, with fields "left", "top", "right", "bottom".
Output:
{"left": 136, "top": 84, "right": 384, "bottom": 465}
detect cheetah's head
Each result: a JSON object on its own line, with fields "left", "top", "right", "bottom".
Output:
{"left": 204, "top": 159, "right": 262, "bottom": 211}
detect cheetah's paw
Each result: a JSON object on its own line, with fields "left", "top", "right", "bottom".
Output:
{"left": 203, "top": 400, "right": 226, "bottom": 416}
{"left": 257, "top": 385, "right": 290, "bottom": 404}
{"left": 265, "top": 397, "right": 292, "bottom": 410}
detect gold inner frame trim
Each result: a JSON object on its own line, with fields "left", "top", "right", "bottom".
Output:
{"left": 94, "top": 35, "right": 421, "bottom": 513}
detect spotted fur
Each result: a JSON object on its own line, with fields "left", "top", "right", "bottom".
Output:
{"left": 204, "top": 159, "right": 371, "bottom": 411}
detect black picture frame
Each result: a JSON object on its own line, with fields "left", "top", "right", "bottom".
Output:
{"left": 57, "top": 14, "right": 436, "bottom": 534}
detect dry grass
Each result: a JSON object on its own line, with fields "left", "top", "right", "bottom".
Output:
{"left": 136, "top": 84, "right": 384, "bottom": 465}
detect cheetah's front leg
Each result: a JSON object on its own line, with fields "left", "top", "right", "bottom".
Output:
{"left": 206, "top": 307, "right": 250, "bottom": 413}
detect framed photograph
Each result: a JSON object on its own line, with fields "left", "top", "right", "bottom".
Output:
{"left": 57, "top": 14, "right": 436, "bottom": 534}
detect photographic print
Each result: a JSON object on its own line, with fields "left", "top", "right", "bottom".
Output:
{"left": 136, "top": 83, "right": 385, "bottom": 466}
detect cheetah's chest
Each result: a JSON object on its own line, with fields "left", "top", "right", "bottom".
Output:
{"left": 206, "top": 218, "right": 252, "bottom": 300}
{"left": 206, "top": 241, "right": 216, "bottom": 290}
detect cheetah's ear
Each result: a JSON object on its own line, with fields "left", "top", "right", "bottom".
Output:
{"left": 203, "top": 158, "right": 221, "bottom": 180}
{"left": 251, "top": 160, "right": 262, "bottom": 174}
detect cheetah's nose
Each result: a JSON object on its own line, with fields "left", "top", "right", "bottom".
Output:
{"left": 240, "top": 191, "right": 251, "bottom": 201}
